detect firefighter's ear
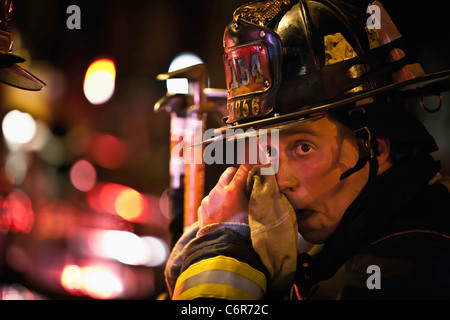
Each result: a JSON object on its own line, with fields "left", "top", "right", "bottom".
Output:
{"left": 376, "top": 136, "right": 392, "bottom": 174}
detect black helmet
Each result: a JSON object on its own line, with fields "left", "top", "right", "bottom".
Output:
{"left": 0, "top": 0, "right": 45, "bottom": 90}
{"left": 219, "top": 0, "right": 450, "bottom": 132}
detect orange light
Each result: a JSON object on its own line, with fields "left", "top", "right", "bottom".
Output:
{"left": 83, "top": 59, "right": 116, "bottom": 105}
{"left": 115, "top": 188, "right": 145, "bottom": 222}
{"left": 88, "top": 183, "right": 126, "bottom": 214}
{"left": 88, "top": 183, "right": 146, "bottom": 222}
{"left": 35, "top": 201, "right": 79, "bottom": 239}
{"left": 99, "top": 183, "right": 127, "bottom": 215}
{"left": 85, "top": 59, "right": 116, "bottom": 79}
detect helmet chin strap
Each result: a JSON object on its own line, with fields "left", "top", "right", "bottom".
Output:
{"left": 340, "top": 127, "right": 379, "bottom": 181}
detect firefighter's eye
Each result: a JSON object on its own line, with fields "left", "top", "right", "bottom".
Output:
{"left": 294, "top": 143, "right": 312, "bottom": 156}
{"left": 266, "top": 146, "right": 278, "bottom": 158}
{"left": 300, "top": 144, "right": 311, "bottom": 152}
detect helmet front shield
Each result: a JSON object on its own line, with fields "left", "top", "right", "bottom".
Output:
{"left": 223, "top": 18, "right": 282, "bottom": 125}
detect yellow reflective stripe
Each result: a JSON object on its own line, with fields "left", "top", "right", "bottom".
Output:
{"left": 175, "top": 283, "right": 257, "bottom": 300}
{"left": 174, "top": 269, "right": 265, "bottom": 299}
{"left": 173, "top": 255, "right": 266, "bottom": 300}
{"left": 176, "top": 255, "right": 266, "bottom": 290}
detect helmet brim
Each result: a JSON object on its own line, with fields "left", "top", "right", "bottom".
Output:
{"left": 0, "top": 62, "right": 46, "bottom": 91}
{"left": 215, "top": 69, "right": 450, "bottom": 134}
{"left": 191, "top": 69, "right": 450, "bottom": 148}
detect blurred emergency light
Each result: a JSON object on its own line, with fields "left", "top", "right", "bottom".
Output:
{"left": 167, "top": 52, "right": 203, "bottom": 94}
{"left": 91, "top": 134, "right": 128, "bottom": 169}
{"left": 61, "top": 264, "right": 123, "bottom": 299}
{"left": 0, "top": 189, "right": 34, "bottom": 234}
{"left": 85, "top": 229, "right": 169, "bottom": 267}
{"left": 87, "top": 183, "right": 146, "bottom": 222}
{"left": 2, "top": 110, "right": 37, "bottom": 145}
{"left": 83, "top": 59, "right": 116, "bottom": 105}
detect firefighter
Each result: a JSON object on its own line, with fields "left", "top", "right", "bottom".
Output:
{"left": 165, "top": 0, "right": 450, "bottom": 299}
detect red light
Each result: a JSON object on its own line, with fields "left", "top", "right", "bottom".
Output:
{"left": 90, "top": 134, "right": 127, "bottom": 169}
{"left": 0, "top": 195, "right": 10, "bottom": 233}
{"left": 99, "top": 183, "right": 128, "bottom": 215}
{"left": 1, "top": 189, "right": 34, "bottom": 233}
{"left": 88, "top": 183, "right": 146, "bottom": 222}
{"left": 87, "top": 184, "right": 104, "bottom": 213}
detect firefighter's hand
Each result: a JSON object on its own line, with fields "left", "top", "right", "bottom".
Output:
{"left": 198, "top": 164, "right": 252, "bottom": 228}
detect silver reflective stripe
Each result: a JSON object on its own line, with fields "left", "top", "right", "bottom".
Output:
{"left": 177, "top": 269, "right": 265, "bottom": 299}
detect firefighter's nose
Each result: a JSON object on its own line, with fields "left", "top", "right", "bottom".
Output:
{"left": 276, "top": 153, "right": 299, "bottom": 195}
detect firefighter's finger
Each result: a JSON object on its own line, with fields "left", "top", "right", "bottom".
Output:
{"left": 228, "top": 163, "right": 252, "bottom": 194}
{"left": 198, "top": 195, "right": 210, "bottom": 226}
{"left": 217, "top": 166, "right": 238, "bottom": 188}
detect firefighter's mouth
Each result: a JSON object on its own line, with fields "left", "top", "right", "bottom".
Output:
{"left": 295, "top": 209, "right": 315, "bottom": 221}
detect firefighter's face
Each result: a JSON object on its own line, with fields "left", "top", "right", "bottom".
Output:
{"left": 274, "top": 115, "right": 371, "bottom": 244}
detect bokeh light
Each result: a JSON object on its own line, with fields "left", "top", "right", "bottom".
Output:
{"left": 0, "top": 284, "right": 36, "bottom": 300}
{"left": 98, "top": 183, "right": 127, "bottom": 215}
{"left": 90, "top": 134, "right": 127, "bottom": 169}
{"left": 115, "top": 188, "right": 145, "bottom": 221}
{"left": 141, "top": 236, "right": 169, "bottom": 267}
{"left": 5, "top": 152, "right": 28, "bottom": 185}
{"left": 87, "top": 183, "right": 147, "bottom": 222}
{"left": 167, "top": 52, "right": 203, "bottom": 94}
{"left": 83, "top": 58, "right": 116, "bottom": 105}
{"left": 61, "top": 264, "right": 123, "bottom": 299}
{"left": 60, "top": 265, "right": 82, "bottom": 293}
{"left": 2, "top": 110, "right": 37, "bottom": 145}
{"left": 0, "top": 189, "right": 34, "bottom": 234}
{"left": 83, "top": 229, "right": 169, "bottom": 267}
{"left": 70, "top": 159, "right": 97, "bottom": 192}
{"left": 88, "top": 229, "right": 149, "bottom": 266}
{"left": 34, "top": 201, "right": 80, "bottom": 239}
